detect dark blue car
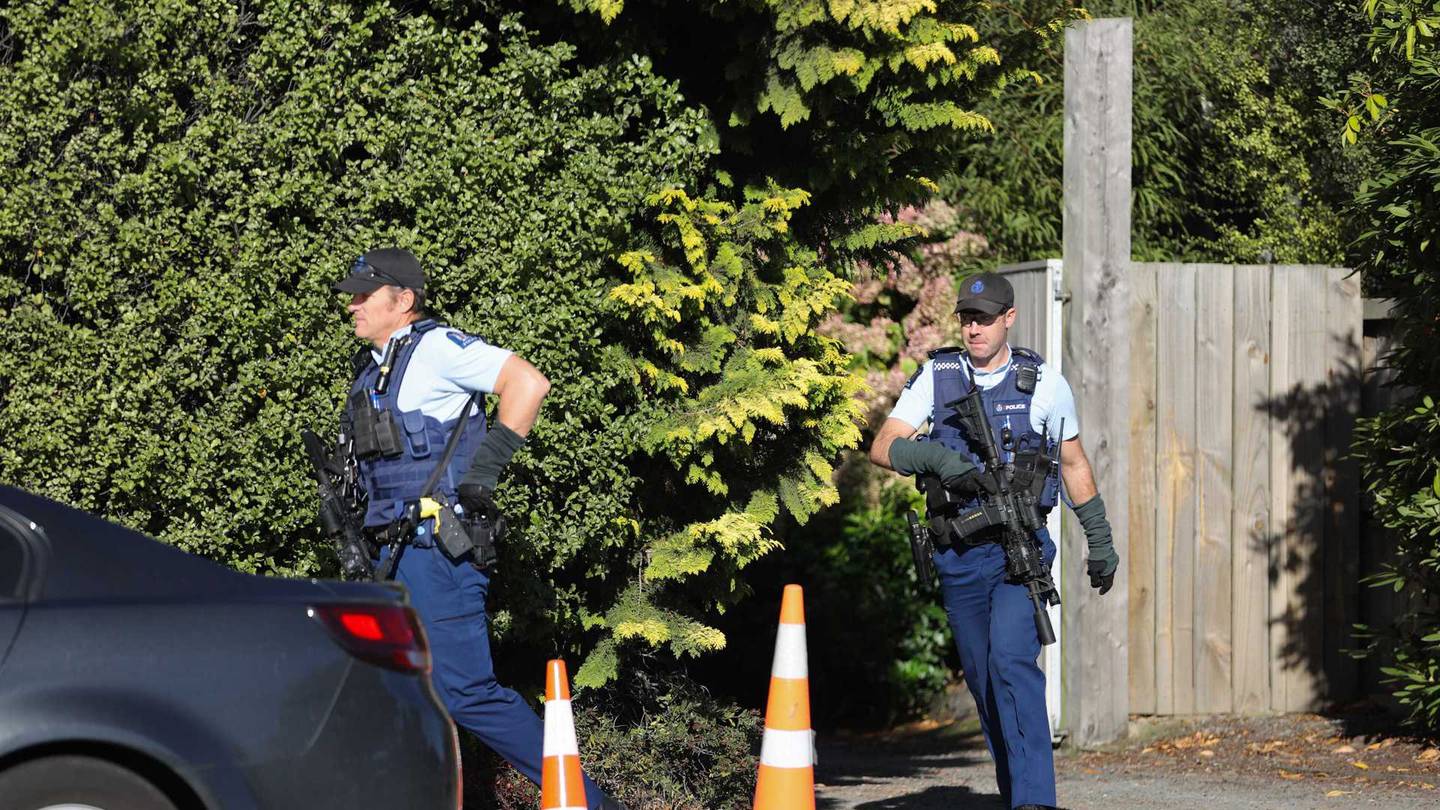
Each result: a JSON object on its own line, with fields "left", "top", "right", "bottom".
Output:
{"left": 0, "top": 486, "right": 460, "bottom": 810}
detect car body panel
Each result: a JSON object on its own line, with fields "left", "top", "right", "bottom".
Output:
{"left": 0, "top": 487, "right": 459, "bottom": 809}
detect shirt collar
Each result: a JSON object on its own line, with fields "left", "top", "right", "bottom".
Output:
{"left": 965, "top": 344, "right": 1013, "bottom": 382}
{"left": 371, "top": 322, "right": 417, "bottom": 363}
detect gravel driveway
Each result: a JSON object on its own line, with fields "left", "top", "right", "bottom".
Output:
{"left": 815, "top": 713, "right": 1440, "bottom": 810}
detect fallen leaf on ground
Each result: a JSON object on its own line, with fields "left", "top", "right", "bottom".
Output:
{"left": 1417, "top": 748, "right": 1440, "bottom": 763}
{"left": 1279, "top": 770, "right": 1304, "bottom": 780}
{"left": 1352, "top": 761, "right": 1370, "bottom": 770}
{"left": 1332, "top": 745, "right": 1356, "bottom": 754}
{"left": 1198, "top": 750, "right": 1215, "bottom": 758}
{"left": 1325, "top": 790, "right": 1351, "bottom": 797}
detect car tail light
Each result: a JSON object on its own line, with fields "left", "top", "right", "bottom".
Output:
{"left": 311, "top": 603, "right": 430, "bottom": 673}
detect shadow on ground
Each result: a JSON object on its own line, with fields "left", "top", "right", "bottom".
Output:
{"left": 816, "top": 721, "right": 1005, "bottom": 810}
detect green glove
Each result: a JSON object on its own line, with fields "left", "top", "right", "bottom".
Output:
{"left": 887, "top": 437, "right": 977, "bottom": 481}
{"left": 1073, "top": 494, "right": 1119, "bottom": 594}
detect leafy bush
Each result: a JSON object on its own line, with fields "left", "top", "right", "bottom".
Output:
{"left": 1334, "top": 0, "right": 1440, "bottom": 731}
{"left": 462, "top": 670, "right": 761, "bottom": 810}
{"left": 575, "top": 670, "right": 763, "bottom": 810}
{"left": 0, "top": 1, "right": 720, "bottom": 670}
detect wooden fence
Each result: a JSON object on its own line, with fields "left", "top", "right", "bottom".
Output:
{"left": 1125, "top": 263, "right": 1364, "bottom": 715}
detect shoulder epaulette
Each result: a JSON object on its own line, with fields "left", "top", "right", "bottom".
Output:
{"left": 412, "top": 318, "right": 441, "bottom": 335}
{"left": 927, "top": 345, "right": 966, "bottom": 359}
{"left": 1011, "top": 346, "right": 1045, "bottom": 366}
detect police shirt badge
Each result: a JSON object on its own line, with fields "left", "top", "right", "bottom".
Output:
{"left": 447, "top": 330, "right": 480, "bottom": 349}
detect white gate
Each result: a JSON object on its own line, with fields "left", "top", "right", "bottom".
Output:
{"left": 998, "top": 259, "right": 1067, "bottom": 742}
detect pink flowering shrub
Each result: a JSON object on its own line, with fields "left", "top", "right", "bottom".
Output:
{"left": 821, "top": 201, "right": 987, "bottom": 427}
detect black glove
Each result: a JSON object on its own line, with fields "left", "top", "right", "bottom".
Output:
{"left": 888, "top": 437, "right": 977, "bottom": 480}
{"left": 1087, "top": 557, "right": 1116, "bottom": 595}
{"left": 460, "top": 422, "right": 527, "bottom": 492}
{"left": 1073, "top": 494, "right": 1119, "bottom": 595}
{"left": 455, "top": 482, "right": 505, "bottom": 569}
{"left": 942, "top": 468, "right": 995, "bottom": 499}
{"left": 457, "top": 482, "right": 498, "bottom": 517}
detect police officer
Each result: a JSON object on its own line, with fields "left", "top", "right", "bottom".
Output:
{"left": 868, "top": 272, "right": 1119, "bottom": 810}
{"left": 334, "top": 248, "right": 624, "bottom": 810}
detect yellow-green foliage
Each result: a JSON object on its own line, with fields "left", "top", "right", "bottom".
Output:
{"left": 753, "top": 0, "right": 1016, "bottom": 130}
{"left": 577, "top": 185, "right": 878, "bottom": 687}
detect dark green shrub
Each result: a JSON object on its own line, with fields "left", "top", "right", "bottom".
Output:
{"left": 1334, "top": 0, "right": 1440, "bottom": 731}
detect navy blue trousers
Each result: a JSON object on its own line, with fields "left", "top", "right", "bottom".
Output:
{"left": 383, "top": 540, "right": 604, "bottom": 808}
{"left": 934, "top": 531, "right": 1056, "bottom": 809}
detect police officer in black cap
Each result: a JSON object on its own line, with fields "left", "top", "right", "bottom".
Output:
{"left": 869, "top": 271, "right": 1119, "bottom": 810}
{"left": 334, "top": 248, "right": 624, "bottom": 809}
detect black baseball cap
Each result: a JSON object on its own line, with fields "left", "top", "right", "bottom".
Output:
{"left": 954, "top": 272, "right": 1014, "bottom": 315}
{"left": 333, "top": 247, "right": 426, "bottom": 294}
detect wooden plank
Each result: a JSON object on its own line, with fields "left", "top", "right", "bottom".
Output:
{"left": 1231, "top": 265, "right": 1272, "bottom": 713}
{"left": 1268, "top": 265, "right": 1292, "bottom": 712}
{"left": 1154, "top": 262, "right": 1197, "bottom": 714}
{"left": 1061, "top": 17, "right": 1132, "bottom": 744}
{"left": 1127, "top": 262, "right": 1159, "bottom": 715}
{"left": 1269, "top": 265, "right": 1330, "bottom": 711}
{"left": 1323, "top": 267, "right": 1363, "bottom": 702}
{"left": 1194, "top": 264, "right": 1235, "bottom": 713}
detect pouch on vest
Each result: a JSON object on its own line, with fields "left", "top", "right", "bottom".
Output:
{"left": 352, "top": 404, "right": 404, "bottom": 459}
{"left": 401, "top": 411, "right": 433, "bottom": 458}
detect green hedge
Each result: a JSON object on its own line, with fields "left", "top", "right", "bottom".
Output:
{"left": 0, "top": 1, "right": 712, "bottom": 652}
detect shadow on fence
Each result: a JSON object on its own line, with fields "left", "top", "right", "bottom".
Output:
{"left": 1254, "top": 332, "right": 1367, "bottom": 709}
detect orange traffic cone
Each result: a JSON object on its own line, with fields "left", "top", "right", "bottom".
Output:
{"left": 541, "top": 659, "right": 587, "bottom": 810}
{"left": 753, "top": 584, "right": 815, "bottom": 810}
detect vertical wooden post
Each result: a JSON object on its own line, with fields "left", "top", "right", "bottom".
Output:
{"left": 1062, "top": 17, "right": 1132, "bottom": 745}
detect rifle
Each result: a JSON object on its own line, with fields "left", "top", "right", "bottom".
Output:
{"left": 944, "top": 367, "right": 1062, "bottom": 646}
{"left": 301, "top": 429, "right": 373, "bottom": 581}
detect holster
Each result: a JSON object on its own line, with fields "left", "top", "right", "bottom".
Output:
{"left": 432, "top": 506, "right": 476, "bottom": 561}
{"left": 423, "top": 498, "right": 506, "bottom": 569}
{"left": 461, "top": 512, "right": 504, "bottom": 569}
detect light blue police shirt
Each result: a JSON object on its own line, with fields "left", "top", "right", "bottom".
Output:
{"left": 888, "top": 344, "right": 1080, "bottom": 444}
{"left": 370, "top": 322, "right": 513, "bottom": 423}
